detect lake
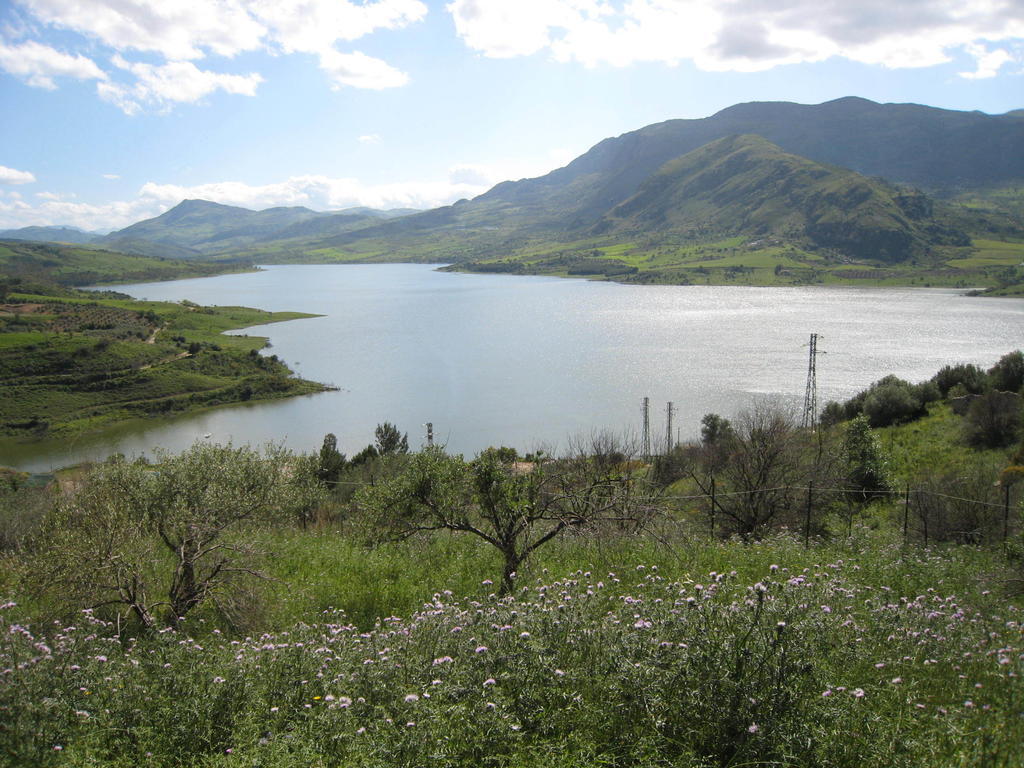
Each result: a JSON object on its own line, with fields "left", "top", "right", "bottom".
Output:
{"left": 4, "top": 264, "right": 1023, "bottom": 471}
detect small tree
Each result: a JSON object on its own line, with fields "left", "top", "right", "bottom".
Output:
{"left": 843, "top": 415, "right": 893, "bottom": 501}
{"left": 375, "top": 422, "right": 409, "bottom": 456}
{"left": 358, "top": 440, "right": 659, "bottom": 594}
{"left": 690, "top": 404, "right": 809, "bottom": 539}
{"left": 989, "top": 350, "right": 1024, "bottom": 394}
{"left": 317, "top": 432, "right": 347, "bottom": 486}
{"left": 35, "top": 443, "right": 313, "bottom": 630}
{"left": 963, "top": 390, "right": 1021, "bottom": 448}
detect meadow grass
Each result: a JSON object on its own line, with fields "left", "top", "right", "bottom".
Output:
{"left": 3, "top": 524, "right": 1021, "bottom": 767}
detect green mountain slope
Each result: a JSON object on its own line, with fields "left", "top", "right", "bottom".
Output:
{"left": 0, "top": 240, "right": 253, "bottom": 290}
{"left": 597, "top": 135, "right": 968, "bottom": 261}
{"left": 471, "top": 96, "right": 1024, "bottom": 229}
{"left": 100, "top": 199, "right": 332, "bottom": 257}
{"left": 0, "top": 226, "right": 101, "bottom": 245}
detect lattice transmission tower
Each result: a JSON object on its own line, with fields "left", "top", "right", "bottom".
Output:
{"left": 665, "top": 401, "right": 676, "bottom": 454}
{"left": 801, "top": 333, "right": 823, "bottom": 429}
{"left": 641, "top": 397, "right": 651, "bottom": 460}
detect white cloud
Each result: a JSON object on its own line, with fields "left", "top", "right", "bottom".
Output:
{"left": 447, "top": 0, "right": 1024, "bottom": 73}
{"left": 0, "top": 39, "right": 106, "bottom": 88}
{"left": 0, "top": 148, "right": 578, "bottom": 230}
{"left": 317, "top": 49, "right": 408, "bottom": 89}
{"left": 959, "top": 43, "right": 1014, "bottom": 79}
{"left": 35, "top": 191, "right": 61, "bottom": 200}
{"left": 358, "top": 134, "right": 382, "bottom": 144}
{"left": 102, "top": 173, "right": 120, "bottom": 180}
{"left": 98, "top": 56, "right": 264, "bottom": 114}
{"left": 15, "top": 0, "right": 426, "bottom": 98}
{"left": 0, "top": 165, "right": 37, "bottom": 185}
{"left": 249, "top": 0, "right": 426, "bottom": 54}
{"left": 21, "top": 0, "right": 267, "bottom": 60}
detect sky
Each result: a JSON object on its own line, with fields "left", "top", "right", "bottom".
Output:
{"left": 0, "top": 0, "right": 1022, "bottom": 233}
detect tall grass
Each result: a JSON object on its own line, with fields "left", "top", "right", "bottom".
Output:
{"left": 3, "top": 529, "right": 1019, "bottom": 767}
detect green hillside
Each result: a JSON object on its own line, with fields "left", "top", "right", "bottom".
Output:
{"left": 0, "top": 286, "right": 328, "bottom": 439}
{"left": 0, "top": 239, "right": 254, "bottom": 289}
{"left": 598, "top": 135, "right": 968, "bottom": 261}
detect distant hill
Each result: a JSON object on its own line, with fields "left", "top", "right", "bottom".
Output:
{"left": 0, "top": 239, "right": 254, "bottom": 289}
{"left": 100, "top": 199, "right": 419, "bottom": 259}
{"left": 100, "top": 200, "right": 328, "bottom": 258}
{"left": 0, "top": 225, "right": 101, "bottom": 245}
{"left": 595, "top": 135, "right": 968, "bottom": 261}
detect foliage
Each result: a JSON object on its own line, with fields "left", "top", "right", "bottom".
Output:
{"left": 843, "top": 415, "right": 893, "bottom": 501}
{"left": 28, "top": 443, "right": 319, "bottom": 631}
{"left": 932, "top": 363, "right": 988, "bottom": 398}
{"left": 1, "top": 542, "right": 1021, "bottom": 768}
{"left": 989, "top": 350, "right": 1024, "bottom": 393}
{"left": 963, "top": 390, "right": 1022, "bottom": 449}
{"left": 357, "top": 440, "right": 659, "bottom": 594}
{"left": 374, "top": 421, "right": 409, "bottom": 456}
{"left": 316, "top": 432, "right": 347, "bottom": 486}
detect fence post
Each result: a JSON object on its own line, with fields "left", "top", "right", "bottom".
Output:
{"left": 1005, "top": 483, "right": 1011, "bottom": 543}
{"left": 804, "top": 481, "right": 813, "bottom": 548}
{"left": 709, "top": 474, "right": 716, "bottom": 541}
{"left": 903, "top": 485, "right": 910, "bottom": 547}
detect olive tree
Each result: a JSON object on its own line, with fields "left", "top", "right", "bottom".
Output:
{"left": 357, "top": 439, "right": 660, "bottom": 595}
{"left": 35, "top": 442, "right": 315, "bottom": 630}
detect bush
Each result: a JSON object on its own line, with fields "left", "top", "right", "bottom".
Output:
{"left": 963, "top": 390, "right": 1021, "bottom": 448}
{"left": 861, "top": 378, "right": 925, "bottom": 427}
{"left": 989, "top": 350, "right": 1024, "bottom": 393}
{"left": 931, "top": 363, "right": 987, "bottom": 398}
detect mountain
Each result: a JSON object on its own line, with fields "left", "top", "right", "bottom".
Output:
{"left": 100, "top": 199, "right": 330, "bottom": 258}
{"left": 0, "top": 225, "right": 101, "bottom": 245}
{"left": 469, "top": 96, "right": 1024, "bottom": 231}
{"left": 100, "top": 199, "right": 420, "bottom": 259}
{"left": 313, "top": 97, "right": 1022, "bottom": 256}
{"left": 78, "top": 98, "right": 1023, "bottom": 273}
{"left": 594, "top": 134, "right": 967, "bottom": 261}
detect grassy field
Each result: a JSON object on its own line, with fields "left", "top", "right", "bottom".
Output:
{"left": 1, "top": 526, "right": 1020, "bottom": 768}
{"left": 0, "top": 290, "right": 328, "bottom": 439}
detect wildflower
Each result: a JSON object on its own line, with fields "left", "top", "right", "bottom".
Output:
{"left": 822, "top": 689, "right": 832, "bottom": 697}
{"left": 554, "top": 669, "right": 565, "bottom": 677}
{"left": 853, "top": 688, "right": 865, "bottom": 698}
{"left": 405, "top": 694, "right": 420, "bottom": 703}
{"left": 891, "top": 677, "right": 902, "bottom": 684}
{"left": 486, "top": 701, "right": 497, "bottom": 710}
{"left": 482, "top": 580, "right": 493, "bottom": 586}
{"left": 356, "top": 727, "right": 366, "bottom": 735}
{"left": 270, "top": 706, "right": 279, "bottom": 713}
{"left": 475, "top": 645, "right": 488, "bottom": 653}
{"left": 213, "top": 676, "right": 225, "bottom": 684}
{"left": 484, "top": 678, "right": 496, "bottom": 686}
{"left": 748, "top": 724, "right": 759, "bottom": 733}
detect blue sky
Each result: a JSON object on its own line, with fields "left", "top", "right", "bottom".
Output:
{"left": 0, "top": 0, "right": 1022, "bottom": 232}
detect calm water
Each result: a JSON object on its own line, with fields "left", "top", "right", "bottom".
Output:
{"left": 5, "top": 264, "right": 1023, "bottom": 471}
